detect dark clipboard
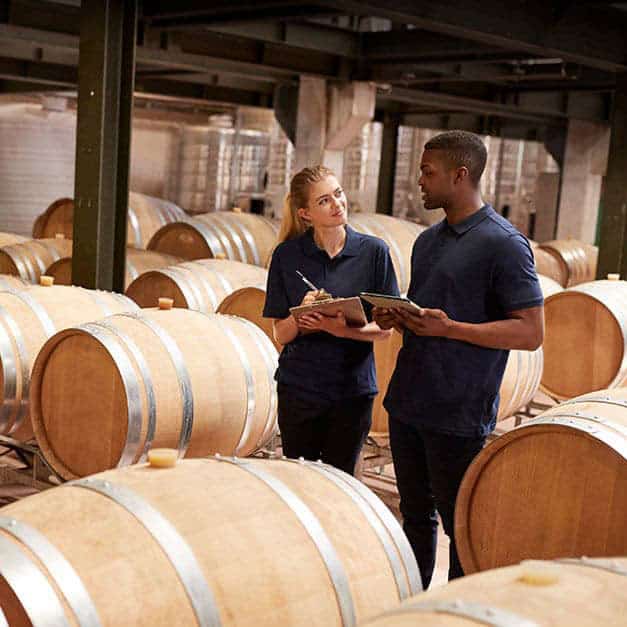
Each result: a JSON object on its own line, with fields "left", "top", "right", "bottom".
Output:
{"left": 289, "top": 296, "right": 368, "bottom": 332}
{"left": 359, "top": 292, "right": 422, "bottom": 313}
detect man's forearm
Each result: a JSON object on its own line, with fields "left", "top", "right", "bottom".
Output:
{"left": 446, "top": 318, "right": 541, "bottom": 350}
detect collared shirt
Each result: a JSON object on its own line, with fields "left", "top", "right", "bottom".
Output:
{"left": 263, "top": 225, "right": 399, "bottom": 402}
{"left": 384, "top": 205, "right": 543, "bottom": 437}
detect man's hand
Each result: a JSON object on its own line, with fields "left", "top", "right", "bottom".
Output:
{"left": 372, "top": 306, "right": 399, "bottom": 330}
{"left": 393, "top": 307, "right": 454, "bottom": 338}
{"left": 297, "top": 311, "right": 347, "bottom": 337}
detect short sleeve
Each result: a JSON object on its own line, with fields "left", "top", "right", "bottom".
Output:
{"left": 262, "top": 248, "right": 290, "bottom": 319}
{"left": 376, "top": 243, "right": 400, "bottom": 297}
{"left": 492, "top": 234, "right": 544, "bottom": 312}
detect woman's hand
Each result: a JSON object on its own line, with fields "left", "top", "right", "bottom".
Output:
{"left": 297, "top": 311, "right": 347, "bottom": 337}
{"left": 300, "top": 290, "right": 325, "bottom": 306}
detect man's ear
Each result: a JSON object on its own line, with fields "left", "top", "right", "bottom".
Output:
{"left": 297, "top": 207, "right": 311, "bottom": 223}
{"left": 455, "top": 166, "right": 469, "bottom": 184}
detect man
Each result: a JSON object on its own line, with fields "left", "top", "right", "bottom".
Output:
{"left": 373, "top": 130, "right": 544, "bottom": 588}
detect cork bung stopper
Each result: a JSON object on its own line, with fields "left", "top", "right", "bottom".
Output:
{"left": 39, "top": 275, "right": 55, "bottom": 287}
{"left": 147, "top": 448, "right": 178, "bottom": 468}
{"left": 54, "top": 233, "right": 65, "bottom": 239}
{"left": 158, "top": 297, "right": 174, "bottom": 310}
{"left": 232, "top": 206, "right": 242, "bottom": 213}
{"left": 215, "top": 252, "right": 227, "bottom": 260}
{"left": 607, "top": 273, "right": 620, "bottom": 281}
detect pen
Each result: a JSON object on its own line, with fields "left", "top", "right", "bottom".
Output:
{"left": 296, "top": 270, "right": 319, "bottom": 291}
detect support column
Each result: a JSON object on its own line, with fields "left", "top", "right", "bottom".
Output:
{"left": 292, "top": 78, "right": 375, "bottom": 181}
{"left": 556, "top": 119, "right": 610, "bottom": 243}
{"left": 376, "top": 113, "right": 399, "bottom": 215}
{"left": 597, "top": 73, "right": 627, "bottom": 279}
{"left": 293, "top": 77, "right": 326, "bottom": 173}
{"left": 72, "top": 0, "right": 137, "bottom": 292}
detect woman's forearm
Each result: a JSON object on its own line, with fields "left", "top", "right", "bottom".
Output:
{"left": 339, "top": 322, "right": 392, "bottom": 342}
{"left": 272, "top": 316, "right": 299, "bottom": 345}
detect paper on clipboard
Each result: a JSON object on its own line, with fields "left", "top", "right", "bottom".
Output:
{"left": 289, "top": 296, "right": 368, "bottom": 330}
{"left": 359, "top": 292, "right": 422, "bottom": 312}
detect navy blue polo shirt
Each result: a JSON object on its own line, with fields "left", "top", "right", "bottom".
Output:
{"left": 263, "top": 225, "right": 399, "bottom": 402}
{"left": 384, "top": 205, "right": 543, "bottom": 438}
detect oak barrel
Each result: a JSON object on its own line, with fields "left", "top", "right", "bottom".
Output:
{"left": 362, "top": 557, "right": 627, "bottom": 626}
{"left": 46, "top": 248, "right": 182, "bottom": 290}
{"left": 0, "top": 232, "right": 27, "bottom": 248}
{"left": 0, "top": 456, "right": 420, "bottom": 626}
{"left": 32, "top": 192, "right": 186, "bottom": 248}
{"left": 541, "top": 278, "right": 627, "bottom": 399}
{"left": 30, "top": 308, "right": 279, "bottom": 479}
{"left": 0, "top": 238, "right": 71, "bottom": 283}
{"left": 537, "top": 239, "right": 598, "bottom": 287}
{"left": 348, "top": 214, "right": 425, "bottom": 294}
{"left": 0, "top": 284, "right": 137, "bottom": 438}
{"left": 455, "top": 387, "right": 627, "bottom": 574}
{"left": 0, "top": 275, "right": 28, "bottom": 291}
{"left": 533, "top": 246, "right": 564, "bottom": 285}
{"left": 126, "top": 258, "right": 268, "bottom": 311}
{"left": 148, "top": 211, "right": 279, "bottom": 266}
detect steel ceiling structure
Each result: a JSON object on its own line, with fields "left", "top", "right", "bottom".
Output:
{"left": 0, "top": 0, "right": 624, "bottom": 137}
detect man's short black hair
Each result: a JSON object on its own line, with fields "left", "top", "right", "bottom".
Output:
{"left": 424, "top": 130, "right": 487, "bottom": 185}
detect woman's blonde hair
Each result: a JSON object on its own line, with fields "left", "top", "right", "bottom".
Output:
{"left": 277, "top": 165, "right": 335, "bottom": 243}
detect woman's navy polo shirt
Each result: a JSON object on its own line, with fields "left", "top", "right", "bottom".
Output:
{"left": 263, "top": 225, "right": 400, "bottom": 402}
{"left": 384, "top": 205, "right": 544, "bottom": 438}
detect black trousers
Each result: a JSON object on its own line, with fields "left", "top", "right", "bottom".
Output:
{"left": 277, "top": 384, "right": 373, "bottom": 475}
{"left": 389, "top": 416, "right": 485, "bottom": 589}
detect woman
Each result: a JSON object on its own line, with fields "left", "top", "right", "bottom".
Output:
{"left": 263, "top": 165, "right": 400, "bottom": 475}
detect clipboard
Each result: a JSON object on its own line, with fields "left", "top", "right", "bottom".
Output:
{"left": 360, "top": 292, "right": 422, "bottom": 313}
{"left": 289, "top": 296, "right": 368, "bottom": 331}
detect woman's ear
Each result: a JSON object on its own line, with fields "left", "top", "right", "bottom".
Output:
{"left": 297, "top": 207, "right": 311, "bottom": 223}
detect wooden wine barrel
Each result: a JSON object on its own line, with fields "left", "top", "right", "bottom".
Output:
{"left": 0, "top": 231, "right": 27, "bottom": 248}
{"left": 31, "top": 197, "right": 73, "bottom": 239}
{"left": 149, "top": 211, "right": 279, "bottom": 267}
{"left": 0, "top": 456, "right": 420, "bottom": 626}
{"left": 455, "top": 387, "right": 627, "bottom": 574}
{"left": 362, "top": 557, "right": 627, "bottom": 626}
{"left": 30, "top": 308, "right": 279, "bottom": 479}
{"left": 533, "top": 246, "right": 564, "bottom": 285}
{"left": 537, "top": 239, "right": 598, "bottom": 287}
{"left": 46, "top": 248, "right": 182, "bottom": 290}
{"left": 0, "top": 275, "right": 28, "bottom": 291}
{"left": 217, "top": 286, "right": 275, "bottom": 350}
{"left": 32, "top": 192, "right": 186, "bottom": 248}
{"left": 541, "top": 278, "right": 627, "bottom": 400}
{"left": 126, "top": 258, "right": 268, "bottom": 311}
{"left": 348, "top": 214, "right": 425, "bottom": 294}
{"left": 0, "top": 284, "right": 137, "bottom": 439}
{"left": 370, "top": 274, "right": 561, "bottom": 434}
{"left": 0, "top": 238, "right": 71, "bottom": 283}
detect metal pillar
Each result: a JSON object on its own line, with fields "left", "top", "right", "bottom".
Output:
{"left": 597, "top": 73, "right": 627, "bottom": 279}
{"left": 376, "top": 113, "right": 399, "bottom": 215}
{"left": 72, "top": 0, "right": 137, "bottom": 292}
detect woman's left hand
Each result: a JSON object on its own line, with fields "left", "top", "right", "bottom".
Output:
{"left": 297, "top": 311, "right": 347, "bottom": 337}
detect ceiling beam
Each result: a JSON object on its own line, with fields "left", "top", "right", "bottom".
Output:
{"left": 142, "top": 1, "right": 339, "bottom": 27}
{"left": 377, "top": 85, "right": 567, "bottom": 124}
{"left": 199, "top": 21, "right": 360, "bottom": 57}
{"left": 0, "top": 56, "right": 76, "bottom": 86}
{"left": 317, "top": 0, "right": 627, "bottom": 72}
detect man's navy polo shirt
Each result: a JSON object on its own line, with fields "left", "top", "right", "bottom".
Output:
{"left": 384, "top": 205, "right": 543, "bottom": 438}
{"left": 263, "top": 225, "right": 399, "bottom": 402}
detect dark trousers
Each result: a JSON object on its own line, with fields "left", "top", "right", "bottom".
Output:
{"left": 389, "top": 417, "right": 485, "bottom": 589}
{"left": 277, "top": 384, "right": 373, "bottom": 475}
